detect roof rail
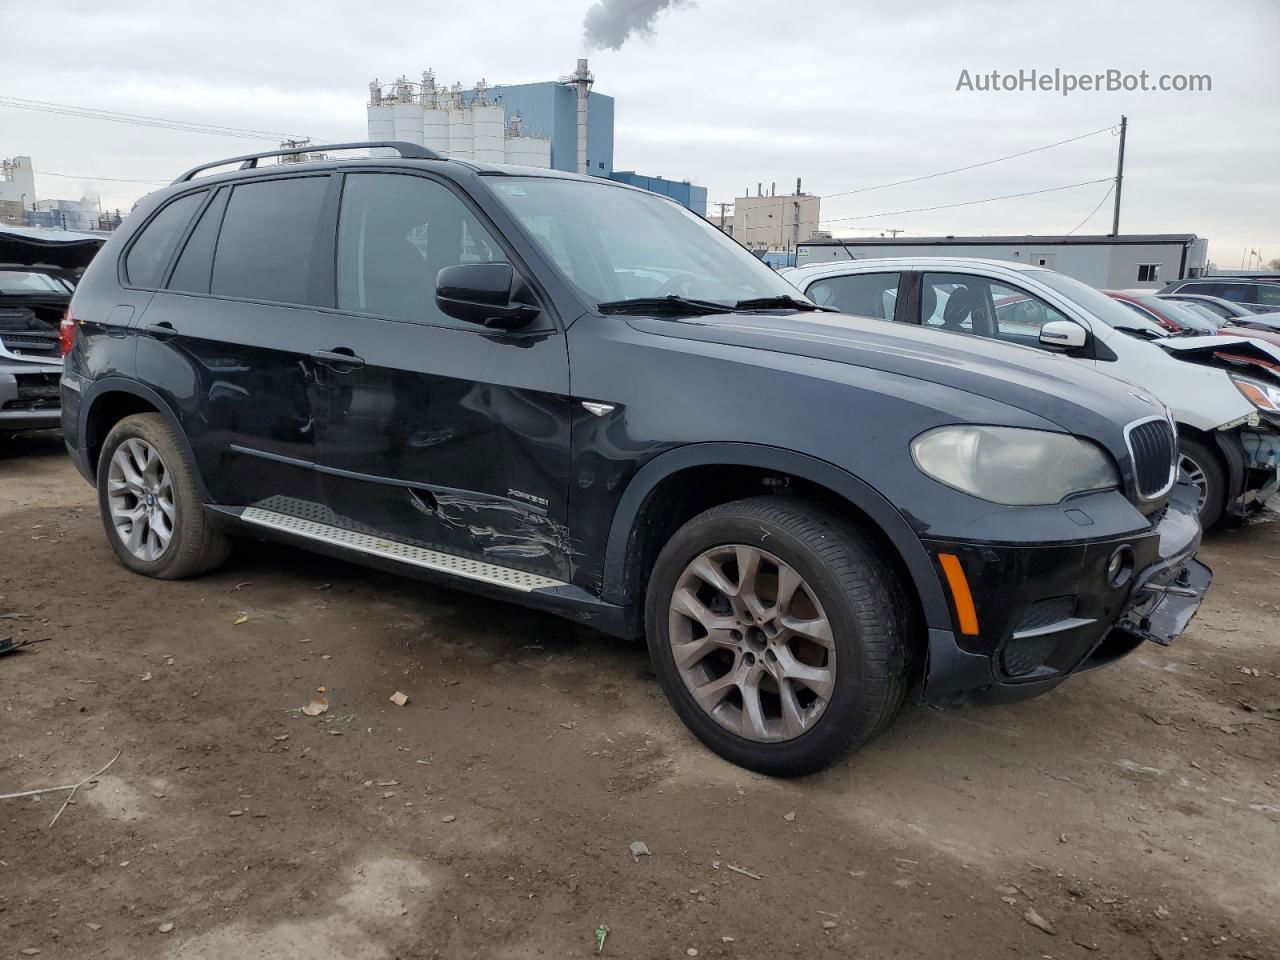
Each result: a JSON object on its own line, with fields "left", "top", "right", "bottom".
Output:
{"left": 172, "top": 141, "right": 444, "bottom": 184}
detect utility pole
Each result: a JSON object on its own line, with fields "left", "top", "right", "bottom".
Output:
{"left": 1110, "top": 114, "right": 1127, "bottom": 236}
{"left": 714, "top": 202, "right": 732, "bottom": 232}
{"left": 885, "top": 228, "right": 905, "bottom": 238}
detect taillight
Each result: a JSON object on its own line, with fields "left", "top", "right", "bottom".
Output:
{"left": 59, "top": 308, "right": 76, "bottom": 356}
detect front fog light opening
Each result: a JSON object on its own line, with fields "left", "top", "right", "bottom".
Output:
{"left": 1106, "top": 545, "right": 1135, "bottom": 588}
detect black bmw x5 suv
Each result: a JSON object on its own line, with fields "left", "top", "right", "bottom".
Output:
{"left": 61, "top": 142, "right": 1210, "bottom": 775}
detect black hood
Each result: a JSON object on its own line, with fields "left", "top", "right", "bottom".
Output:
{"left": 626, "top": 310, "right": 1163, "bottom": 442}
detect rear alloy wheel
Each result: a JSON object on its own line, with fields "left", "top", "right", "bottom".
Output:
{"left": 646, "top": 496, "right": 913, "bottom": 776}
{"left": 97, "top": 413, "right": 231, "bottom": 579}
{"left": 107, "top": 438, "right": 175, "bottom": 562}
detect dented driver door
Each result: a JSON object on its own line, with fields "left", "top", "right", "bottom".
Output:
{"left": 310, "top": 170, "right": 574, "bottom": 582}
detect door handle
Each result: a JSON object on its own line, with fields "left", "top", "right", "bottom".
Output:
{"left": 310, "top": 348, "right": 365, "bottom": 372}
{"left": 139, "top": 321, "right": 177, "bottom": 341}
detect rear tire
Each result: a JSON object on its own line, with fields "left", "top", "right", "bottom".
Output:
{"left": 644, "top": 496, "right": 913, "bottom": 777}
{"left": 1177, "top": 437, "right": 1226, "bottom": 530}
{"left": 96, "top": 413, "right": 230, "bottom": 579}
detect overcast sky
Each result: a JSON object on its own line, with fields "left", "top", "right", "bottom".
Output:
{"left": 5, "top": 0, "right": 1278, "bottom": 266}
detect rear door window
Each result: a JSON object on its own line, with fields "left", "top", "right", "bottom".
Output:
{"left": 804, "top": 273, "right": 900, "bottom": 320}
{"left": 210, "top": 177, "right": 329, "bottom": 305}
{"left": 124, "top": 191, "right": 205, "bottom": 288}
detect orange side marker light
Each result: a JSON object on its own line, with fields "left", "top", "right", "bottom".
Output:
{"left": 937, "top": 552, "right": 980, "bottom": 636}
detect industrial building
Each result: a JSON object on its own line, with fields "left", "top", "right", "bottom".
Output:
{"left": 1, "top": 155, "right": 118, "bottom": 232}
{"left": 795, "top": 234, "right": 1210, "bottom": 289}
{"left": 0, "top": 156, "right": 36, "bottom": 205}
{"left": 366, "top": 60, "right": 705, "bottom": 214}
{"left": 714, "top": 182, "right": 822, "bottom": 254}
{"left": 610, "top": 171, "right": 706, "bottom": 218}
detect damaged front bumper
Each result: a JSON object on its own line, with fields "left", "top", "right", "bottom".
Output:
{"left": 921, "top": 483, "right": 1210, "bottom": 706}
{"left": 0, "top": 360, "right": 62, "bottom": 432}
{"left": 1236, "top": 425, "right": 1280, "bottom": 513}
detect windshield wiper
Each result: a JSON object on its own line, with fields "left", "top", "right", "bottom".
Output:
{"left": 597, "top": 295, "right": 733, "bottom": 316}
{"left": 732, "top": 295, "right": 831, "bottom": 312}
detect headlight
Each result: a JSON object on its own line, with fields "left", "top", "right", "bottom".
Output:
{"left": 911, "top": 426, "right": 1120, "bottom": 505}
{"left": 1230, "top": 373, "right": 1280, "bottom": 413}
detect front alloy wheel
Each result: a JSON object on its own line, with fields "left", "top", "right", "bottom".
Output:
{"left": 107, "top": 438, "right": 175, "bottom": 561}
{"left": 669, "top": 544, "right": 836, "bottom": 742}
{"left": 645, "top": 496, "right": 913, "bottom": 777}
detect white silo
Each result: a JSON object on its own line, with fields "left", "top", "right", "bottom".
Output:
{"left": 393, "top": 102, "right": 424, "bottom": 146}
{"left": 367, "top": 80, "right": 397, "bottom": 156}
{"left": 420, "top": 69, "right": 449, "bottom": 154}
{"left": 472, "top": 104, "right": 505, "bottom": 163}
{"left": 448, "top": 96, "right": 474, "bottom": 160}
{"left": 504, "top": 134, "right": 552, "bottom": 168}
{"left": 423, "top": 107, "right": 449, "bottom": 154}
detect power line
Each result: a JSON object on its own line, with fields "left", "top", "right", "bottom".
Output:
{"left": 818, "top": 124, "right": 1117, "bottom": 202}
{"left": 1067, "top": 181, "right": 1116, "bottom": 235}
{"left": 819, "top": 177, "right": 1113, "bottom": 224}
{"left": 0, "top": 96, "right": 307, "bottom": 141}
{"left": 34, "top": 169, "right": 169, "bottom": 185}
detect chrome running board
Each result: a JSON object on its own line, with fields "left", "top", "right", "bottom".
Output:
{"left": 239, "top": 506, "right": 567, "bottom": 593}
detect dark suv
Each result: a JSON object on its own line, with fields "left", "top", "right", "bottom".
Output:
{"left": 1158, "top": 277, "right": 1280, "bottom": 314}
{"left": 61, "top": 142, "right": 1210, "bottom": 775}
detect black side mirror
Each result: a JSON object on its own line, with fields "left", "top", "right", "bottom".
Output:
{"left": 436, "top": 262, "right": 539, "bottom": 330}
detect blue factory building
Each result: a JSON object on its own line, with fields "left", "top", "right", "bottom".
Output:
{"left": 452, "top": 61, "right": 706, "bottom": 215}
{"left": 609, "top": 171, "right": 708, "bottom": 218}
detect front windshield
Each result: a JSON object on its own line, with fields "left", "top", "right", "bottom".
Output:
{"left": 487, "top": 177, "right": 805, "bottom": 308}
{"left": 1033, "top": 270, "right": 1169, "bottom": 338}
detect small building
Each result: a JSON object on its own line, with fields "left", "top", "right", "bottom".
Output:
{"left": 0, "top": 156, "right": 37, "bottom": 210}
{"left": 795, "top": 234, "right": 1209, "bottom": 289}
{"left": 715, "top": 183, "right": 821, "bottom": 253}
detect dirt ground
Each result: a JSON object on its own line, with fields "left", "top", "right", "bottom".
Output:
{"left": 1, "top": 430, "right": 1277, "bottom": 960}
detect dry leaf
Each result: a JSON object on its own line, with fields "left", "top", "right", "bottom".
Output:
{"left": 301, "top": 688, "right": 329, "bottom": 717}
{"left": 389, "top": 691, "right": 409, "bottom": 706}
{"left": 234, "top": 613, "right": 248, "bottom": 625}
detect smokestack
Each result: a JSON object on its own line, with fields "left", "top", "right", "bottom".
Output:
{"left": 757, "top": 182, "right": 762, "bottom": 197}
{"left": 570, "top": 58, "right": 593, "bottom": 175}
{"left": 771, "top": 182, "right": 776, "bottom": 196}
{"left": 796, "top": 177, "right": 802, "bottom": 196}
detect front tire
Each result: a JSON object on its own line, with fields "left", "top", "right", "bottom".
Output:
{"left": 644, "top": 496, "right": 913, "bottom": 777}
{"left": 1177, "top": 437, "right": 1226, "bottom": 530}
{"left": 96, "top": 413, "right": 230, "bottom": 579}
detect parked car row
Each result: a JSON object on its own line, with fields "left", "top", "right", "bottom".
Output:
{"left": 1158, "top": 276, "right": 1280, "bottom": 315}
{"left": 0, "top": 226, "right": 103, "bottom": 440}
{"left": 784, "top": 258, "right": 1280, "bottom": 530}
{"left": 51, "top": 142, "right": 1220, "bottom": 776}
{"left": 1156, "top": 292, "right": 1280, "bottom": 330}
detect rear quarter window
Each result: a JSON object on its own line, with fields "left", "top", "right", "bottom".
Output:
{"left": 167, "top": 188, "right": 229, "bottom": 294}
{"left": 124, "top": 191, "right": 205, "bottom": 288}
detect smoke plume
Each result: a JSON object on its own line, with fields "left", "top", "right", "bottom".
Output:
{"left": 582, "top": 0, "right": 691, "bottom": 51}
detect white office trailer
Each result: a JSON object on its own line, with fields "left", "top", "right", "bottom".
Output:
{"left": 795, "top": 234, "right": 1209, "bottom": 289}
{"left": 367, "top": 70, "right": 552, "bottom": 168}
